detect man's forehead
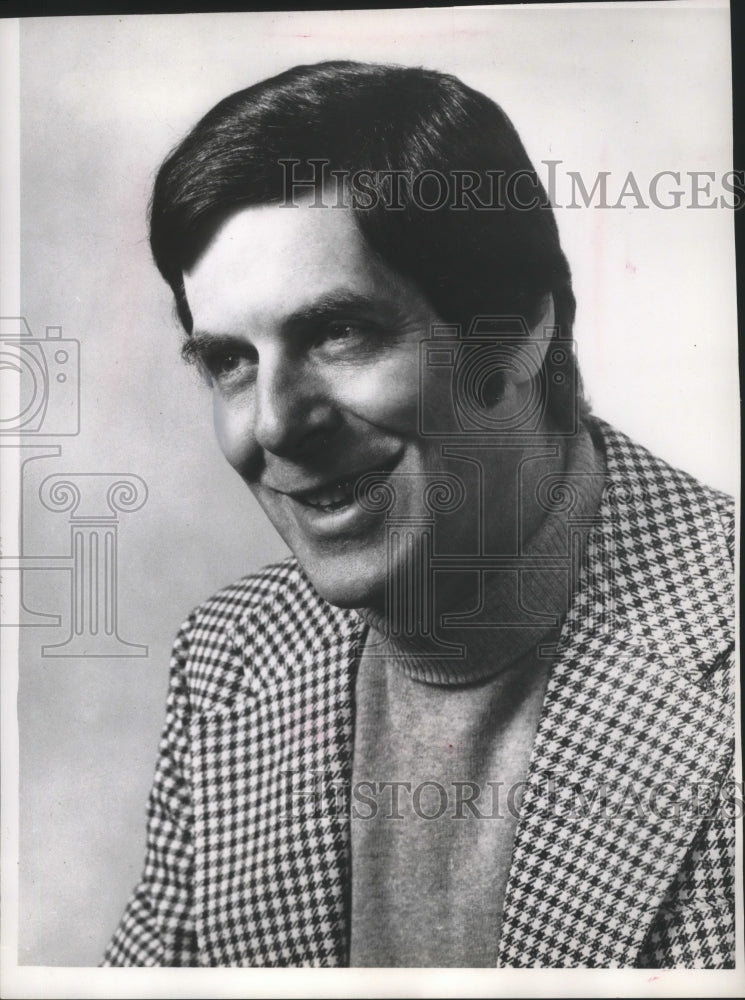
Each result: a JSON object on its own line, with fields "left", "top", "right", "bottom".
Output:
{"left": 182, "top": 200, "right": 418, "bottom": 334}
{"left": 188, "top": 199, "right": 364, "bottom": 268}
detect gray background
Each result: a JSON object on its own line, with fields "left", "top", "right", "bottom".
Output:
{"left": 14, "top": 6, "right": 737, "bottom": 966}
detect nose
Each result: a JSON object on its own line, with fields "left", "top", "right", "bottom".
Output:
{"left": 252, "top": 349, "right": 340, "bottom": 458}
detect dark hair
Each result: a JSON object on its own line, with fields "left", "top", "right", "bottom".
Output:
{"left": 150, "top": 60, "right": 586, "bottom": 428}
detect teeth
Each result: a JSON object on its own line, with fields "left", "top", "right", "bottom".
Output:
{"left": 302, "top": 481, "right": 354, "bottom": 511}
{"left": 293, "top": 462, "right": 396, "bottom": 513}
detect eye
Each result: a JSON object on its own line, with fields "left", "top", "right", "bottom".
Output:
{"left": 200, "top": 345, "right": 258, "bottom": 387}
{"left": 210, "top": 351, "right": 242, "bottom": 375}
{"left": 322, "top": 321, "right": 359, "bottom": 342}
{"left": 314, "top": 320, "right": 374, "bottom": 350}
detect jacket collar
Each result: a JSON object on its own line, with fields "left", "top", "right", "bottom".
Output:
{"left": 497, "top": 419, "right": 734, "bottom": 966}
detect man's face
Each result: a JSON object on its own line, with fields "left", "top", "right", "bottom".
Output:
{"left": 182, "top": 201, "right": 521, "bottom": 608}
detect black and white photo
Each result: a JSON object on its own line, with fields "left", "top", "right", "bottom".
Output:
{"left": 1, "top": 4, "right": 741, "bottom": 995}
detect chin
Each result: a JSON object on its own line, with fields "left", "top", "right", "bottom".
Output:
{"left": 298, "top": 555, "right": 388, "bottom": 610}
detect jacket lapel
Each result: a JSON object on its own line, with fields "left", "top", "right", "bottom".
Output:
{"left": 497, "top": 422, "right": 734, "bottom": 966}
{"left": 189, "top": 567, "right": 365, "bottom": 966}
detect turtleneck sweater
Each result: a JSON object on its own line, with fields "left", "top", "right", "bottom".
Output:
{"left": 348, "top": 422, "right": 606, "bottom": 967}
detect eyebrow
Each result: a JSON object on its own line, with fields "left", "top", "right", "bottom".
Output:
{"left": 185, "top": 288, "right": 402, "bottom": 360}
{"left": 181, "top": 332, "right": 244, "bottom": 365}
{"left": 281, "top": 289, "right": 399, "bottom": 327}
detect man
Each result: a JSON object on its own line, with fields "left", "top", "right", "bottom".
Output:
{"left": 103, "top": 61, "right": 735, "bottom": 968}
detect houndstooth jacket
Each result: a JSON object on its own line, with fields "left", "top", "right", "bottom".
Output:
{"left": 103, "top": 420, "right": 736, "bottom": 968}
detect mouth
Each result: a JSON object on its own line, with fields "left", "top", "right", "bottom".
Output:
{"left": 294, "top": 478, "right": 359, "bottom": 513}
{"left": 277, "top": 457, "right": 400, "bottom": 516}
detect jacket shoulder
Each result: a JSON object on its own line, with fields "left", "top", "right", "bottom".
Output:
{"left": 189, "top": 555, "right": 310, "bottom": 629}
{"left": 593, "top": 418, "right": 734, "bottom": 563}
{"left": 589, "top": 419, "right": 735, "bottom": 690}
{"left": 170, "top": 556, "right": 324, "bottom": 714}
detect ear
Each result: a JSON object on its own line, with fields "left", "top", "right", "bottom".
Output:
{"left": 507, "top": 294, "right": 556, "bottom": 388}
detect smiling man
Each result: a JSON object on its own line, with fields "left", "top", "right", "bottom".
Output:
{"left": 179, "top": 200, "right": 563, "bottom": 612}
{"left": 103, "top": 61, "right": 735, "bottom": 969}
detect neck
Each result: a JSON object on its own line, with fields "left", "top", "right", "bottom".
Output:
{"left": 359, "top": 416, "right": 605, "bottom": 684}
{"left": 356, "top": 417, "right": 597, "bottom": 685}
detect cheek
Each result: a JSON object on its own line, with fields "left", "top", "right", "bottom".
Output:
{"left": 333, "top": 355, "right": 421, "bottom": 432}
